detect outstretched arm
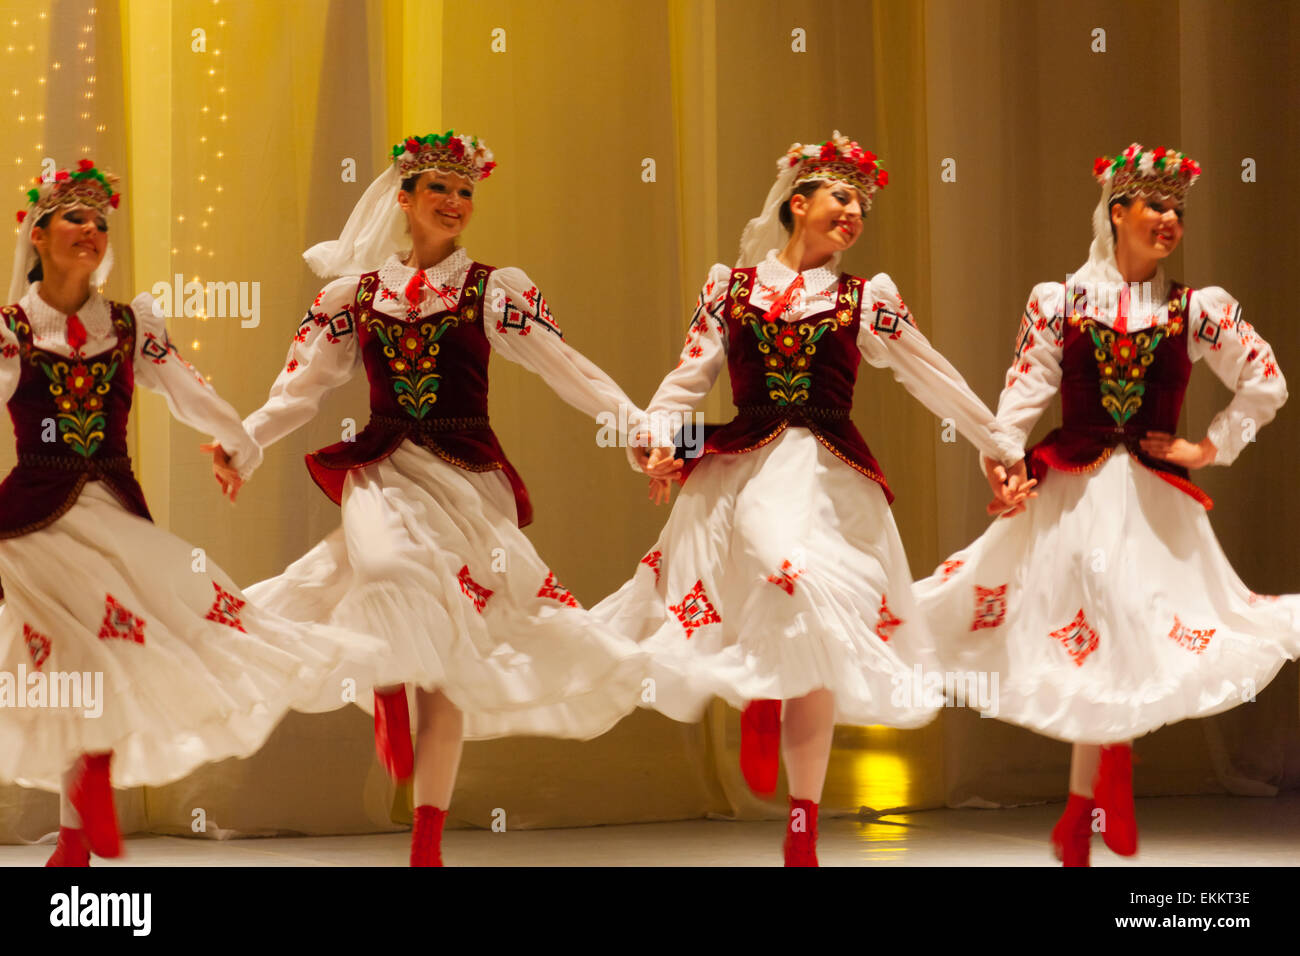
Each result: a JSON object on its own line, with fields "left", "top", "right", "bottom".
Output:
{"left": 856, "top": 272, "right": 1029, "bottom": 513}
{"left": 130, "top": 292, "right": 262, "bottom": 499}
{"left": 482, "top": 266, "right": 649, "bottom": 447}
{"left": 240, "top": 276, "right": 362, "bottom": 455}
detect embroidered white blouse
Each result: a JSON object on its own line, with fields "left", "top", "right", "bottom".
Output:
{"left": 241, "top": 248, "right": 646, "bottom": 456}
{"left": 0, "top": 285, "right": 262, "bottom": 475}
{"left": 997, "top": 274, "right": 1287, "bottom": 465}
{"left": 639, "top": 250, "right": 1025, "bottom": 466}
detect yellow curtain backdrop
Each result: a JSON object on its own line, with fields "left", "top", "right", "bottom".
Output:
{"left": 0, "top": 0, "right": 1296, "bottom": 842}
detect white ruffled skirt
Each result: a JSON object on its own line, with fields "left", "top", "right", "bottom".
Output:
{"left": 913, "top": 445, "right": 1300, "bottom": 743}
{"left": 592, "top": 428, "right": 941, "bottom": 727}
{"left": 243, "top": 441, "right": 646, "bottom": 740}
{"left": 0, "top": 481, "right": 380, "bottom": 791}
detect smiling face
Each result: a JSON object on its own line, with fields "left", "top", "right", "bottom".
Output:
{"left": 30, "top": 205, "right": 108, "bottom": 282}
{"left": 1112, "top": 195, "right": 1184, "bottom": 262}
{"left": 397, "top": 169, "right": 475, "bottom": 242}
{"left": 787, "top": 180, "right": 865, "bottom": 256}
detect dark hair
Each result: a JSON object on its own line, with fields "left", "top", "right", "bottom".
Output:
{"left": 1107, "top": 195, "right": 1132, "bottom": 243}
{"left": 25, "top": 211, "right": 54, "bottom": 283}
{"left": 778, "top": 181, "right": 825, "bottom": 233}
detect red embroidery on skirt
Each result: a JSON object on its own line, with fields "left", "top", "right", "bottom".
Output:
{"left": 1168, "top": 615, "right": 1215, "bottom": 654}
{"left": 98, "top": 594, "right": 146, "bottom": 645}
{"left": 766, "top": 559, "right": 804, "bottom": 595}
{"left": 640, "top": 550, "right": 662, "bottom": 584}
{"left": 1050, "top": 609, "right": 1098, "bottom": 666}
{"left": 538, "top": 570, "right": 581, "bottom": 608}
{"left": 206, "top": 582, "right": 248, "bottom": 633}
{"left": 457, "top": 565, "right": 494, "bottom": 613}
{"left": 938, "top": 559, "right": 964, "bottom": 581}
{"left": 971, "top": 584, "right": 1008, "bottom": 630}
{"left": 876, "top": 595, "right": 903, "bottom": 642}
{"left": 669, "top": 580, "right": 721, "bottom": 638}
{"left": 23, "top": 624, "right": 50, "bottom": 670}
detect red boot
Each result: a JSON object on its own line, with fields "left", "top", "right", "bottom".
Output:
{"left": 740, "top": 700, "right": 781, "bottom": 795}
{"left": 69, "top": 752, "right": 121, "bottom": 859}
{"left": 410, "top": 805, "right": 447, "bottom": 867}
{"left": 44, "top": 827, "right": 89, "bottom": 867}
{"left": 783, "top": 797, "right": 819, "bottom": 867}
{"left": 1050, "top": 793, "right": 1094, "bottom": 867}
{"left": 373, "top": 687, "right": 413, "bottom": 781}
{"left": 1094, "top": 744, "right": 1137, "bottom": 856}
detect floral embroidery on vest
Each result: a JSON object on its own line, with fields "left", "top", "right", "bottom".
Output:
{"left": 734, "top": 271, "right": 862, "bottom": 406}
{"left": 10, "top": 304, "right": 133, "bottom": 458}
{"left": 1067, "top": 285, "right": 1185, "bottom": 427}
{"left": 359, "top": 269, "right": 488, "bottom": 420}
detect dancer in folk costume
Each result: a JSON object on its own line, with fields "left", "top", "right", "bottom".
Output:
{"left": 212, "top": 132, "right": 649, "bottom": 867}
{"left": 914, "top": 144, "right": 1297, "bottom": 865}
{"left": 0, "top": 162, "right": 378, "bottom": 867}
{"left": 594, "top": 133, "right": 1029, "bottom": 866}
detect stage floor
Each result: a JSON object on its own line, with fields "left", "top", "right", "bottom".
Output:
{"left": 4, "top": 795, "right": 1298, "bottom": 866}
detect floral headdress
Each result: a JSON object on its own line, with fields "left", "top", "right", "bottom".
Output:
{"left": 16, "top": 158, "right": 120, "bottom": 225}
{"left": 303, "top": 130, "right": 498, "bottom": 278}
{"left": 390, "top": 131, "right": 496, "bottom": 183}
{"left": 737, "top": 131, "right": 886, "bottom": 270}
{"left": 1072, "top": 144, "right": 1201, "bottom": 291}
{"left": 8, "top": 159, "right": 119, "bottom": 303}
{"left": 785, "top": 131, "right": 888, "bottom": 210}
{"left": 1092, "top": 143, "right": 1200, "bottom": 204}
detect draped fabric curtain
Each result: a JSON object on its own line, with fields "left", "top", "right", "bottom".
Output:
{"left": 1, "top": 0, "right": 1295, "bottom": 842}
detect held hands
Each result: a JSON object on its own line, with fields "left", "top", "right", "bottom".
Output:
{"left": 983, "top": 457, "right": 1037, "bottom": 518}
{"left": 630, "top": 429, "right": 684, "bottom": 505}
{"left": 644, "top": 447, "right": 684, "bottom": 505}
{"left": 200, "top": 442, "right": 244, "bottom": 503}
{"left": 1139, "top": 432, "right": 1217, "bottom": 469}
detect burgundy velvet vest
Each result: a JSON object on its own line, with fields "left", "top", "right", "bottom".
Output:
{"left": 306, "top": 264, "right": 533, "bottom": 526}
{"left": 680, "top": 267, "right": 893, "bottom": 503}
{"left": 0, "top": 301, "right": 152, "bottom": 540}
{"left": 1026, "top": 281, "right": 1210, "bottom": 509}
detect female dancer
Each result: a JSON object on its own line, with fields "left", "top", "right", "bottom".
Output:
{"left": 215, "top": 132, "right": 649, "bottom": 866}
{"left": 596, "top": 132, "right": 1028, "bottom": 865}
{"left": 0, "top": 161, "right": 377, "bottom": 866}
{"left": 915, "top": 144, "right": 1296, "bottom": 865}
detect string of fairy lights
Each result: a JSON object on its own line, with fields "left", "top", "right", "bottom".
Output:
{"left": 178, "top": 0, "right": 227, "bottom": 363}
{"left": 10, "top": 6, "right": 100, "bottom": 231}
{"left": 7, "top": 3, "right": 228, "bottom": 378}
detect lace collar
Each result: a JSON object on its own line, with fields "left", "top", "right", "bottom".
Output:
{"left": 752, "top": 250, "right": 840, "bottom": 320}
{"left": 377, "top": 248, "right": 471, "bottom": 306}
{"left": 1066, "top": 268, "right": 1176, "bottom": 332}
{"left": 20, "top": 283, "right": 114, "bottom": 347}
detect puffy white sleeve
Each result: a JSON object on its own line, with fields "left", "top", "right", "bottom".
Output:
{"left": 856, "top": 272, "right": 1024, "bottom": 465}
{"left": 131, "top": 292, "right": 264, "bottom": 478}
{"left": 241, "top": 276, "right": 362, "bottom": 455}
{"left": 0, "top": 319, "right": 20, "bottom": 405}
{"left": 641, "top": 263, "right": 731, "bottom": 448}
{"left": 1187, "top": 286, "right": 1288, "bottom": 465}
{"left": 482, "top": 267, "right": 646, "bottom": 439}
{"left": 990, "top": 282, "right": 1066, "bottom": 455}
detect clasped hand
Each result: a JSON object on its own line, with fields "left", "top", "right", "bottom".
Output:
{"left": 630, "top": 431, "right": 684, "bottom": 505}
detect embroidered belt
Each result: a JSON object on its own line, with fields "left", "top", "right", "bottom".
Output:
{"left": 736, "top": 405, "right": 850, "bottom": 422}
{"left": 16, "top": 454, "right": 133, "bottom": 472}
{"left": 370, "top": 413, "right": 491, "bottom": 432}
